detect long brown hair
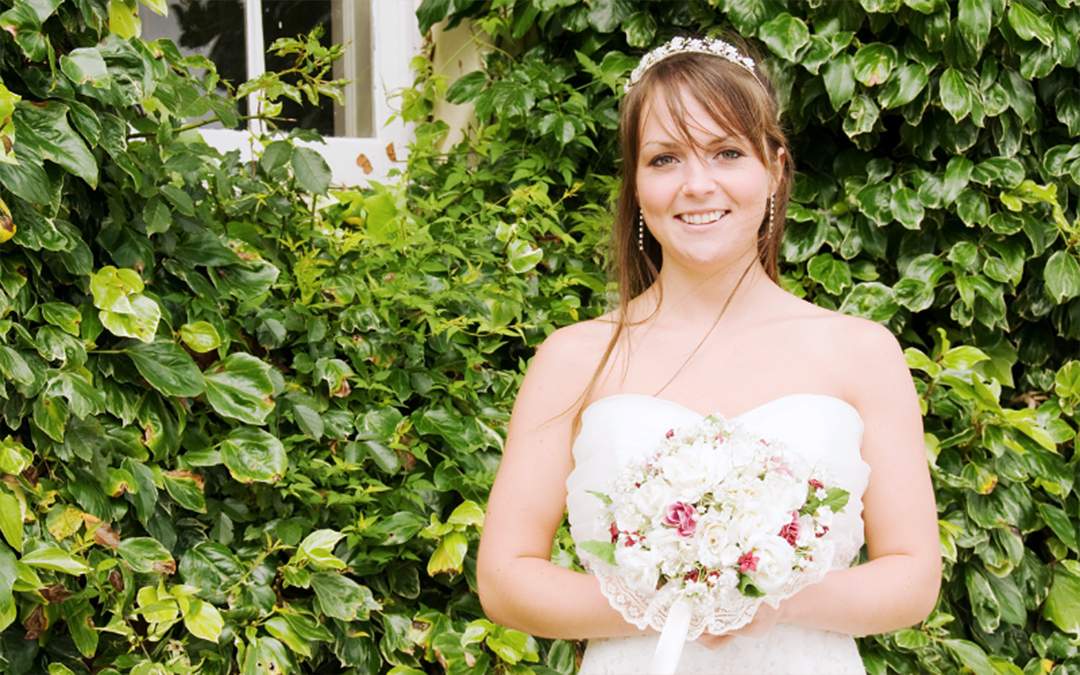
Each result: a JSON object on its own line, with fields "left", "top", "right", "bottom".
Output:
{"left": 570, "top": 37, "right": 794, "bottom": 437}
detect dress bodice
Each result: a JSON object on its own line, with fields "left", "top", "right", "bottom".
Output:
{"left": 564, "top": 393, "right": 871, "bottom": 675}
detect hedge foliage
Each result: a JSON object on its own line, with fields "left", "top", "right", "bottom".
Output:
{"left": 0, "top": 0, "right": 1078, "bottom": 673}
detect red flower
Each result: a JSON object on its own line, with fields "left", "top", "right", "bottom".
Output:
{"left": 816, "top": 525, "right": 830, "bottom": 538}
{"left": 778, "top": 511, "right": 800, "bottom": 546}
{"left": 683, "top": 569, "right": 700, "bottom": 582}
{"left": 609, "top": 522, "right": 619, "bottom": 543}
{"left": 809, "top": 478, "right": 824, "bottom": 490}
{"left": 665, "top": 428, "right": 675, "bottom": 439}
{"left": 738, "top": 551, "right": 758, "bottom": 573}
{"left": 662, "top": 502, "right": 697, "bottom": 537}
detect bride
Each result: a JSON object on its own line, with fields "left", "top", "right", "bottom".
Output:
{"left": 476, "top": 35, "right": 941, "bottom": 674}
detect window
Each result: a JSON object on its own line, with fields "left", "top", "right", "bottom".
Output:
{"left": 141, "top": 0, "right": 421, "bottom": 185}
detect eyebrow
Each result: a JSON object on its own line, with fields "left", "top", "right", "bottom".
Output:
{"left": 641, "top": 136, "right": 735, "bottom": 151}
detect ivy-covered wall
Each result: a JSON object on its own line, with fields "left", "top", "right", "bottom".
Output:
{"left": 0, "top": 0, "right": 1078, "bottom": 673}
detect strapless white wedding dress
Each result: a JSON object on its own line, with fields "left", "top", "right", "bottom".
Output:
{"left": 565, "top": 393, "right": 871, "bottom": 675}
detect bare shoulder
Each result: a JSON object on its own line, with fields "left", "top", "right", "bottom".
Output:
{"left": 535, "top": 314, "right": 615, "bottom": 366}
{"left": 817, "top": 312, "right": 913, "bottom": 408}
{"left": 516, "top": 315, "right": 617, "bottom": 419}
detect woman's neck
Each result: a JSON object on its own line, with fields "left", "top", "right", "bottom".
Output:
{"left": 632, "top": 249, "right": 772, "bottom": 329}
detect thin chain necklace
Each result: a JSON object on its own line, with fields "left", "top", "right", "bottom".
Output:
{"left": 651, "top": 255, "right": 758, "bottom": 398}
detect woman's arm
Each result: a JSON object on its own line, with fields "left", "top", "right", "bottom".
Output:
{"left": 477, "top": 323, "right": 647, "bottom": 640}
{"left": 705, "top": 319, "right": 942, "bottom": 644}
{"left": 785, "top": 320, "right": 942, "bottom": 634}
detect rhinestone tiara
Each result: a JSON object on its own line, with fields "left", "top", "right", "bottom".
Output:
{"left": 625, "top": 36, "right": 758, "bottom": 93}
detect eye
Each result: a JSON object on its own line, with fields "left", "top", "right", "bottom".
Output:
{"left": 717, "top": 148, "right": 743, "bottom": 160}
{"left": 648, "top": 154, "right": 677, "bottom": 167}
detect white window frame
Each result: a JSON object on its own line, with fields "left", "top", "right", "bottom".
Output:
{"left": 199, "top": 0, "right": 421, "bottom": 186}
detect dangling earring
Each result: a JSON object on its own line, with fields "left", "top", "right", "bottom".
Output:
{"left": 638, "top": 211, "right": 645, "bottom": 252}
{"left": 766, "top": 194, "right": 776, "bottom": 238}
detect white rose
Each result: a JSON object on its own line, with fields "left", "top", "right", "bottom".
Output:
{"left": 629, "top": 478, "right": 669, "bottom": 520}
{"left": 658, "top": 452, "right": 709, "bottom": 502}
{"left": 614, "top": 545, "right": 661, "bottom": 592}
{"left": 747, "top": 535, "right": 796, "bottom": 594}
{"left": 697, "top": 516, "right": 734, "bottom": 568}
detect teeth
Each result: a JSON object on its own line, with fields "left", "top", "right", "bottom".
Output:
{"left": 680, "top": 210, "right": 725, "bottom": 225}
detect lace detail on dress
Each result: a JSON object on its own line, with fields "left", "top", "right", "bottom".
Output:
{"left": 586, "top": 528, "right": 846, "bottom": 639}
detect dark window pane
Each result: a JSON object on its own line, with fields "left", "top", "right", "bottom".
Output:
{"left": 262, "top": 0, "right": 334, "bottom": 136}
{"left": 140, "top": 1, "right": 248, "bottom": 126}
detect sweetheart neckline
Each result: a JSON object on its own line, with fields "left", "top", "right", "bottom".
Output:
{"left": 581, "top": 391, "right": 865, "bottom": 428}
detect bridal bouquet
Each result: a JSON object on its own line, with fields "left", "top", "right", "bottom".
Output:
{"left": 578, "top": 414, "right": 849, "bottom": 674}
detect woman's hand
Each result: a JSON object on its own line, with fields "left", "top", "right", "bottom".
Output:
{"left": 697, "top": 601, "right": 785, "bottom": 649}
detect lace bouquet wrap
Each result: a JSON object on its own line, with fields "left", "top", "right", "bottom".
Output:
{"left": 577, "top": 415, "right": 849, "bottom": 675}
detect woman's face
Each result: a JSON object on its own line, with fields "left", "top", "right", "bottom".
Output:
{"left": 635, "top": 88, "right": 779, "bottom": 271}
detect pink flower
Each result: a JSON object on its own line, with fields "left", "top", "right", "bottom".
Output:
{"left": 665, "top": 428, "right": 675, "bottom": 439}
{"left": 738, "top": 550, "right": 758, "bottom": 573}
{"left": 778, "top": 511, "right": 800, "bottom": 546}
{"left": 662, "top": 502, "right": 697, "bottom": 537}
{"left": 609, "top": 522, "right": 619, "bottom": 543}
{"left": 809, "top": 478, "right": 824, "bottom": 490}
{"left": 816, "top": 525, "right": 830, "bottom": 538}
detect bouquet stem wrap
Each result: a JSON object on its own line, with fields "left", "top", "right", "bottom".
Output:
{"left": 650, "top": 598, "right": 692, "bottom": 675}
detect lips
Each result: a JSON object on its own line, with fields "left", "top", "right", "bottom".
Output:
{"left": 676, "top": 210, "right": 728, "bottom": 225}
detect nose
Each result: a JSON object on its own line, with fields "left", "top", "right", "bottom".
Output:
{"left": 680, "top": 153, "right": 717, "bottom": 197}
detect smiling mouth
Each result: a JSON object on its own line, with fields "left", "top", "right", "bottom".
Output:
{"left": 676, "top": 210, "right": 728, "bottom": 225}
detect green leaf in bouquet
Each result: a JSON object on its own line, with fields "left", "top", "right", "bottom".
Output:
{"left": 587, "top": 490, "right": 612, "bottom": 506}
{"left": 577, "top": 540, "right": 615, "bottom": 566}
{"left": 737, "top": 575, "right": 765, "bottom": 598}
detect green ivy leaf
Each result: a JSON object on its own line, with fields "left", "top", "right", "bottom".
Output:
{"left": 117, "top": 537, "right": 176, "bottom": 574}
{"left": 1044, "top": 566, "right": 1080, "bottom": 633}
{"left": 60, "top": 47, "right": 110, "bottom": 87}
{"left": 939, "top": 68, "right": 974, "bottom": 122}
{"left": 311, "top": 572, "right": 381, "bottom": 621}
{"left": 176, "top": 593, "right": 223, "bottom": 643}
{"left": 126, "top": 341, "right": 205, "bottom": 398}
{"left": 295, "top": 529, "right": 347, "bottom": 570}
{"left": 264, "top": 613, "right": 332, "bottom": 659}
{"left": 108, "top": 0, "right": 139, "bottom": 38}
{"left": 0, "top": 436, "right": 32, "bottom": 475}
{"left": 757, "top": 13, "right": 810, "bottom": 62}
{"left": 179, "top": 321, "right": 221, "bottom": 353}
{"left": 890, "top": 187, "right": 925, "bottom": 229}
{"left": 839, "top": 282, "right": 899, "bottom": 322}
{"left": 204, "top": 352, "right": 275, "bottom": 425}
{"left": 957, "top": 0, "right": 991, "bottom": 54}
{"left": 427, "top": 531, "right": 469, "bottom": 576}
{"left": 943, "top": 639, "right": 996, "bottom": 675}
{"left": 1007, "top": 2, "right": 1054, "bottom": 46}
{"left": 1044, "top": 251, "right": 1080, "bottom": 304}
{"left": 40, "top": 302, "right": 82, "bottom": 336}
{"left": 291, "top": 146, "right": 332, "bottom": 195}
{"left": 878, "top": 62, "right": 929, "bottom": 109}
{"left": 219, "top": 427, "right": 288, "bottom": 484}
{"left": 507, "top": 238, "right": 543, "bottom": 273}
{"left": 622, "top": 11, "right": 656, "bottom": 49}
{"left": 14, "top": 101, "right": 98, "bottom": 188}
{"left": 807, "top": 254, "right": 853, "bottom": 295}
{"left": 22, "top": 545, "right": 90, "bottom": 575}
{"left": 852, "top": 43, "right": 898, "bottom": 86}
{"left": 0, "top": 491, "right": 23, "bottom": 552}
{"left": 823, "top": 54, "right": 856, "bottom": 110}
